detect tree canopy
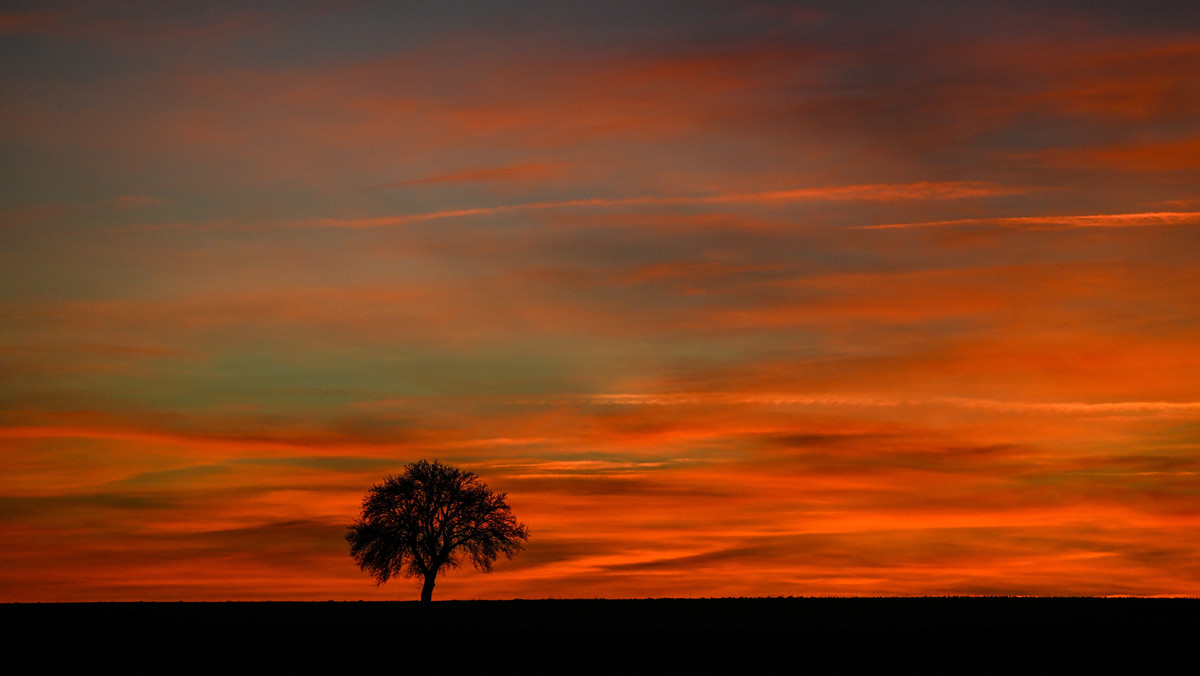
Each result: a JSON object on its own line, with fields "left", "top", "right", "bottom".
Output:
{"left": 346, "top": 460, "right": 529, "bottom": 601}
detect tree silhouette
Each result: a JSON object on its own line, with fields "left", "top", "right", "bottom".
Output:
{"left": 346, "top": 459, "right": 529, "bottom": 602}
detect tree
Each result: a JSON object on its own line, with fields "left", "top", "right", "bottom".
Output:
{"left": 346, "top": 459, "right": 529, "bottom": 602}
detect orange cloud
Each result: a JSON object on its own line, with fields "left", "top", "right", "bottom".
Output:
{"left": 1028, "top": 136, "right": 1200, "bottom": 172}
{"left": 7, "top": 372, "right": 1200, "bottom": 600}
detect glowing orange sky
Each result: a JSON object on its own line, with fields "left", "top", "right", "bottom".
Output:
{"left": 2, "top": 1, "right": 1199, "bottom": 601}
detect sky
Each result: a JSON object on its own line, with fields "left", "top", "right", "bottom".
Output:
{"left": 2, "top": 0, "right": 1200, "bottom": 601}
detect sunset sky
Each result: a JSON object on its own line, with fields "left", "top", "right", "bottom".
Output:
{"left": 3, "top": 0, "right": 1200, "bottom": 601}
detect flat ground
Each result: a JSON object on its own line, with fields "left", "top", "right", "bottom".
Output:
{"left": 6, "top": 598, "right": 1195, "bottom": 671}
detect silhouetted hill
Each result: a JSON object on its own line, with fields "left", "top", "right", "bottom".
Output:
{"left": 5, "top": 598, "right": 1195, "bottom": 672}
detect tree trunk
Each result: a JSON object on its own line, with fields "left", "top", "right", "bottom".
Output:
{"left": 420, "top": 570, "right": 436, "bottom": 603}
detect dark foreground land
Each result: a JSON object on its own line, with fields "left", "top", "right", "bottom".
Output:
{"left": 6, "top": 597, "right": 1196, "bottom": 672}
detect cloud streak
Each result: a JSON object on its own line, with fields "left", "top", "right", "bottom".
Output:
{"left": 315, "top": 182, "right": 1023, "bottom": 228}
{"left": 858, "top": 211, "right": 1200, "bottom": 231}
{"left": 541, "top": 393, "right": 1200, "bottom": 417}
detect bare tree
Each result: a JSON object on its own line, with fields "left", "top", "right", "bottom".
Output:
{"left": 346, "top": 459, "right": 529, "bottom": 602}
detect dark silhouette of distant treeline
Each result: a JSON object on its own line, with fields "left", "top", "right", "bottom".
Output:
{"left": 5, "top": 597, "right": 1195, "bottom": 672}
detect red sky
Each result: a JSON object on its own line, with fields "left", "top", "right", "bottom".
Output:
{"left": 3, "top": 0, "right": 1200, "bottom": 601}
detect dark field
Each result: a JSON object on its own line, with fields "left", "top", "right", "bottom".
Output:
{"left": 6, "top": 598, "right": 1196, "bottom": 672}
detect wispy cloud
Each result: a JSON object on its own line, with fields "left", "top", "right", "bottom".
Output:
{"left": 856, "top": 211, "right": 1200, "bottom": 231}
{"left": 352, "top": 392, "right": 1200, "bottom": 418}
{"left": 317, "top": 181, "right": 1024, "bottom": 228}
{"left": 567, "top": 393, "right": 1200, "bottom": 416}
